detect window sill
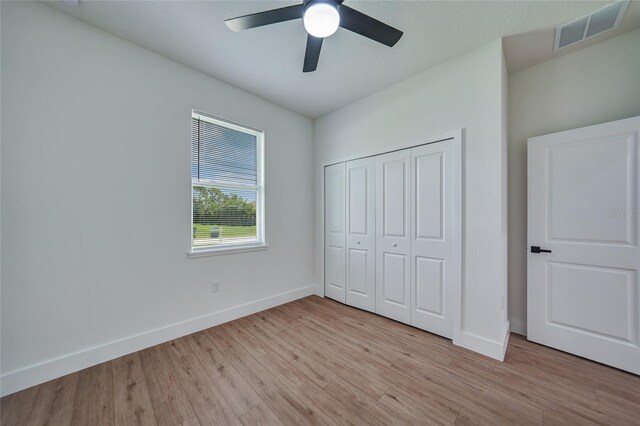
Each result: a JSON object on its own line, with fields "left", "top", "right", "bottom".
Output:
{"left": 188, "top": 243, "right": 269, "bottom": 258}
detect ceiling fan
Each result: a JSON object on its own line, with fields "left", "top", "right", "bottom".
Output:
{"left": 225, "top": 0, "right": 403, "bottom": 73}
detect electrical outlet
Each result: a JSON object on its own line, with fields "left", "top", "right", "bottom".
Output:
{"left": 211, "top": 281, "right": 220, "bottom": 293}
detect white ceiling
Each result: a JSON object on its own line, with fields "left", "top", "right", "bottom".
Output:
{"left": 47, "top": 0, "right": 634, "bottom": 118}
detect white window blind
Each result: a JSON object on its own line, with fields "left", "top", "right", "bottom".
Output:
{"left": 191, "top": 111, "right": 264, "bottom": 251}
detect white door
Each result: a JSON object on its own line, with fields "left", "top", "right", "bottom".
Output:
{"left": 376, "top": 149, "right": 411, "bottom": 324}
{"left": 325, "top": 162, "right": 346, "bottom": 303}
{"left": 346, "top": 158, "right": 376, "bottom": 312}
{"left": 410, "top": 140, "right": 461, "bottom": 339}
{"left": 528, "top": 116, "right": 640, "bottom": 374}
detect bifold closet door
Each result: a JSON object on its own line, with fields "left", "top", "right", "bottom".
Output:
{"left": 325, "top": 162, "right": 346, "bottom": 303}
{"left": 376, "top": 149, "right": 411, "bottom": 324}
{"left": 346, "top": 158, "right": 376, "bottom": 312}
{"left": 410, "top": 141, "right": 459, "bottom": 339}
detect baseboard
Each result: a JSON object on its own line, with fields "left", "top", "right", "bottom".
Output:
{"left": 457, "top": 321, "right": 510, "bottom": 361}
{"left": 0, "top": 284, "right": 320, "bottom": 397}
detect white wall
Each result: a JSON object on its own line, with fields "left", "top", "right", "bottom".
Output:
{"left": 314, "top": 39, "right": 510, "bottom": 359}
{"left": 0, "top": 1, "right": 315, "bottom": 395}
{"left": 508, "top": 29, "right": 640, "bottom": 335}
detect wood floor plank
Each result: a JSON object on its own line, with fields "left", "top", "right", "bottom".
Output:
{"left": 307, "top": 296, "right": 490, "bottom": 366}
{"left": 279, "top": 323, "right": 391, "bottom": 400}
{"left": 507, "top": 338, "right": 640, "bottom": 406}
{"left": 451, "top": 353, "right": 627, "bottom": 425}
{"left": 240, "top": 314, "right": 337, "bottom": 388}
{"left": 183, "top": 331, "right": 262, "bottom": 417}
{"left": 288, "top": 314, "right": 465, "bottom": 426}
{"left": 212, "top": 323, "right": 365, "bottom": 425}
{"left": 378, "top": 388, "right": 442, "bottom": 425}
{"left": 70, "top": 362, "right": 114, "bottom": 426}
{"left": 206, "top": 326, "right": 326, "bottom": 425}
{"left": 453, "top": 408, "right": 480, "bottom": 426}
{"left": 303, "top": 312, "right": 455, "bottom": 371}
{"left": 301, "top": 297, "right": 472, "bottom": 368}
{"left": 1, "top": 386, "right": 40, "bottom": 426}
{"left": 112, "top": 353, "right": 157, "bottom": 426}
{"left": 292, "top": 300, "right": 536, "bottom": 425}
{"left": 389, "top": 355, "right": 543, "bottom": 425}
{"left": 244, "top": 310, "right": 287, "bottom": 335}
{"left": 282, "top": 311, "right": 460, "bottom": 421}
{"left": 138, "top": 345, "right": 196, "bottom": 426}
{"left": 175, "top": 417, "right": 200, "bottom": 426}
{"left": 323, "top": 377, "right": 407, "bottom": 426}
{"left": 258, "top": 352, "right": 367, "bottom": 426}
{"left": 3, "top": 296, "right": 640, "bottom": 426}
{"left": 163, "top": 338, "right": 241, "bottom": 426}
{"left": 326, "top": 308, "right": 474, "bottom": 368}
{"left": 540, "top": 405, "right": 601, "bottom": 426}
{"left": 595, "top": 387, "right": 640, "bottom": 420}
{"left": 501, "top": 346, "right": 639, "bottom": 425}
{"left": 238, "top": 401, "right": 284, "bottom": 426}
{"left": 297, "top": 315, "right": 399, "bottom": 367}
{"left": 269, "top": 303, "right": 305, "bottom": 324}
{"left": 219, "top": 320, "right": 272, "bottom": 359}
{"left": 26, "top": 373, "right": 79, "bottom": 426}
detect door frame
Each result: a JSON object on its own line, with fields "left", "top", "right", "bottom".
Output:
{"left": 321, "top": 128, "right": 463, "bottom": 344}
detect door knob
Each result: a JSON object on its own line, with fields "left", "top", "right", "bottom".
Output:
{"left": 356, "top": 241, "right": 361, "bottom": 245}
{"left": 392, "top": 243, "right": 398, "bottom": 247}
{"left": 531, "top": 246, "right": 552, "bottom": 253}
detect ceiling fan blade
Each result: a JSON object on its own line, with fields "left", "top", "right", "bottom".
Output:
{"left": 339, "top": 5, "right": 403, "bottom": 47}
{"left": 303, "top": 35, "right": 323, "bottom": 73}
{"left": 225, "top": 4, "right": 304, "bottom": 32}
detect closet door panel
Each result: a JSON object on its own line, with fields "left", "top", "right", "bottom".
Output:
{"left": 346, "top": 158, "right": 376, "bottom": 312}
{"left": 376, "top": 150, "right": 411, "bottom": 324}
{"left": 347, "top": 249, "right": 368, "bottom": 294}
{"left": 383, "top": 164, "right": 407, "bottom": 237}
{"left": 410, "top": 141, "right": 458, "bottom": 338}
{"left": 325, "top": 163, "right": 346, "bottom": 303}
{"left": 382, "top": 253, "right": 408, "bottom": 305}
{"left": 415, "top": 257, "right": 444, "bottom": 316}
{"left": 415, "top": 152, "right": 444, "bottom": 241}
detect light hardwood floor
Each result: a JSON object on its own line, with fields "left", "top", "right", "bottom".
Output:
{"left": 2, "top": 295, "right": 639, "bottom": 425}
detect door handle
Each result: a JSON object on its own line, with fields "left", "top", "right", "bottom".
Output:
{"left": 531, "top": 246, "right": 552, "bottom": 254}
{"left": 392, "top": 243, "right": 398, "bottom": 248}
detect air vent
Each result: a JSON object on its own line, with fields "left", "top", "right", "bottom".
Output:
{"left": 554, "top": 1, "right": 629, "bottom": 50}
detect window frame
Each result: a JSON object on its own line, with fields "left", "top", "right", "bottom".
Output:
{"left": 189, "top": 111, "right": 266, "bottom": 256}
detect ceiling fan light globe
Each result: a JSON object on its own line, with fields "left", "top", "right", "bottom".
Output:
{"left": 303, "top": 3, "right": 340, "bottom": 38}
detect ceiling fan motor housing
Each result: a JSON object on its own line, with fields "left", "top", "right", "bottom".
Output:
{"left": 303, "top": 0, "right": 343, "bottom": 7}
{"left": 303, "top": 0, "right": 341, "bottom": 39}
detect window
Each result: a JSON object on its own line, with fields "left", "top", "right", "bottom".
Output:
{"left": 191, "top": 111, "right": 265, "bottom": 254}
